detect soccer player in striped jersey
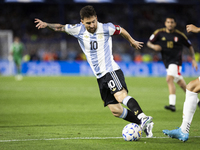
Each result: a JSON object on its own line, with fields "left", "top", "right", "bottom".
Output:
{"left": 163, "top": 24, "right": 200, "bottom": 142}
{"left": 147, "top": 16, "right": 199, "bottom": 112}
{"left": 35, "top": 5, "right": 154, "bottom": 137}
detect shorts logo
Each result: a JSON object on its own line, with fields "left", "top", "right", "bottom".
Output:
{"left": 112, "top": 88, "right": 116, "bottom": 92}
{"left": 108, "top": 80, "right": 116, "bottom": 92}
{"left": 134, "top": 110, "right": 139, "bottom": 115}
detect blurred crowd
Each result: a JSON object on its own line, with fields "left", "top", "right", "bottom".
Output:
{"left": 0, "top": 3, "right": 200, "bottom": 62}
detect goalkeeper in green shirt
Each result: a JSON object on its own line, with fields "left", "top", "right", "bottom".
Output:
{"left": 10, "top": 37, "right": 24, "bottom": 80}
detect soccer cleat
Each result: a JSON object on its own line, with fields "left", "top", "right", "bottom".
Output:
{"left": 144, "top": 122, "right": 154, "bottom": 138}
{"left": 162, "top": 128, "right": 189, "bottom": 142}
{"left": 140, "top": 116, "right": 153, "bottom": 131}
{"left": 164, "top": 105, "right": 176, "bottom": 112}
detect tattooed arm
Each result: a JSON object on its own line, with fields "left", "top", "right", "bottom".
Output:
{"left": 34, "top": 18, "right": 65, "bottom": 32}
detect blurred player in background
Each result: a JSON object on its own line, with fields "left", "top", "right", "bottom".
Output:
{"left": 163, "top": 24, "right": 200, "bottom": 142}
{"left": 35, "top": 5, "right": 154, "bottom": 137}
{"left": 9, "top": 37, "right": 24, "bottom": 81}
{"left": 147, "top": 16, "right": 199, "bottom": 112}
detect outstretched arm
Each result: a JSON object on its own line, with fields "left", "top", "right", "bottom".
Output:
{"left": 34, "top": 18, "right": 65, "bottom": 32}
{"left": 186, "top": 24, "right": 200, "bottom": 33}
{"left": 147, "top": 41, "right": 162, "bottom": 51}
{"left": 120, "top": 27, "right": 143, "bottom": 50}
{"left": 188, "top": 46, "right": 198, "bottom": 71}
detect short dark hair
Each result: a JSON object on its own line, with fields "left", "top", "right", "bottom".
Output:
{"left": 166, "top": 15, "right": 176, "bottom": 22}
{"left": 80, "top": 5, "right": 96, "bottom": 20}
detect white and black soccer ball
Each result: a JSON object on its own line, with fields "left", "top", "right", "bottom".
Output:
{"left": 122, "top": 123, "right": 142, "bottom": 141}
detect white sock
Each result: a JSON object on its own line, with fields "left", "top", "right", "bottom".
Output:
{"left": 119, "top": 108, "right": 128, "bottom": 119}
{"left": 169, "top": 94, "right": 176, "bottom": 106}
{"left": 137, "top": 113, "right": 147, "bottom": 120}
{"left": 180, "top": 89, "right": 197, "bottom": 133}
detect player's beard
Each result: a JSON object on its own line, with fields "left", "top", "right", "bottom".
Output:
{"left": 88, "top": 27, "right": 96, "bottom": 33}
{"left": 167, "top": 26, "right": 175, "bottom": 32}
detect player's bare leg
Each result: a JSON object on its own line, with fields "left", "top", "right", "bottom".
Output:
{"left": 165, "top": 75, "right": 176, "bottom": 111}
{"left": 186, "top": 78, "right": 200, "bottom": 107}
{"left": 187, "top": 78, "right": 200, "bottom": 93}
{"left": 163, "top": 78, "right": 200, "bottom": 142}
{"left": 114, "top": 88, "right": 128, "bottom": 103}
{"left": 113, "top": 88, "right": 153, "bottom": 137}
{"left": 177, "top": 79, "right": 186, "bottom": 92}
{"left": 15, "top": 64, "right": 23, "bottom": 81}
{"left": 108, "top": 103, "right": 123, "bottom": 117}
{"left": 166, "top": 75, "right": 176, "bottom": 94}
{"left": 179, "top": 78, "right": 200, "bottom": 140}
{"left": 107, "top": 103, "right": 141, "bottom": 124}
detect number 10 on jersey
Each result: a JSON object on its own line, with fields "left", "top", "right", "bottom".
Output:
{"left": 90, "top": 41, "right": 98, "bottom": 50}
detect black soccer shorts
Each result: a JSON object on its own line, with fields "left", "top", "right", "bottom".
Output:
{"left": 97, "top": 69, "right": 128, "bottom": 107}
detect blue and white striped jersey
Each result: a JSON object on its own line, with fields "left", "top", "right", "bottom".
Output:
{"left": 65, "top": 22, "right": 121, "bottom": 78}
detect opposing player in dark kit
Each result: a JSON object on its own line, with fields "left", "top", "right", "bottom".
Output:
{"left": 147, "top": 16, "right": 198, "bottom": 112}
{"left": 163, "top": 24, "right": 200, "bottom": 142}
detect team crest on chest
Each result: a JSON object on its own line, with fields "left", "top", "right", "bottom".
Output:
{"left": 98, "top": 34, "right": 103, "bottom": 39}
{"left": 174, "top": 36, "right": 178, "bottom": 42}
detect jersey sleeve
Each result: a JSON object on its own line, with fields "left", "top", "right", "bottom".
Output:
{"left": 107, "top": 23, "right": 121, "bottom": 35}
{"left": 64, "top": 23, "right": 82, "bottom": 37}
{"left": 181, "top": 33, "right": 192, "bottom": 47}
{"left": 149, "top": 30, "right": 159, "bottom": 43}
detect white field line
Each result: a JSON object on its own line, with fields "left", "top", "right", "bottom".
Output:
{"left": 0, "top": 136, "right": 200, "bottom": 143}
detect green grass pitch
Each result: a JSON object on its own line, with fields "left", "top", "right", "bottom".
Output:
{"left": 0, "top": 76, "right": 200, "bottom": 150}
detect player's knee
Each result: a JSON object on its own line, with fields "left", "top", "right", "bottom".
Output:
{"left": 114, "top": 89, "right": 128, "bottom": 103}
{"left": 108, "top": 103, "right": 124, "bottom": 118}
{"left": 186, "top": 77, "right": 200, "bottom": 93}
{"left": 111, "top": 111, "right": 121, "bottom": 117}
{"left": 186, "top": 81, "right": 196, "bottom": 92}
{"left": 166, "top": 76, "right": 174, "bottom": 83}
{"left": 110, "top": 108, "right": 123, "bottom": 118}
{"left": 177, "top": 80, "right": 186, "bottom": 91}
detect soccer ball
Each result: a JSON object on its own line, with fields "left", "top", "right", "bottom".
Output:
{"left": 122, "top": 123, "right": 142, "bottom": 141}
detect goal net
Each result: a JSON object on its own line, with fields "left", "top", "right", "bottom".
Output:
{"left": 0, "top": 30, "right": 13, "bottom": 60}
{"left": 0, "top": 30, "right": 13, "bottom": 75}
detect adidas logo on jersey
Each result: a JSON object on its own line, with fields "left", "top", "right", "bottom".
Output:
{"left": 162, "top": 37, "right": 166, "bottom": 41}
{"left": 84, "top": 35, "right": 89, "bottom": 38}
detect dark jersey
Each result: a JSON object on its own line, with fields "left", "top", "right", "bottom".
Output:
{"left": 149, "top": 28, "right": 191, "bottom": 68}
